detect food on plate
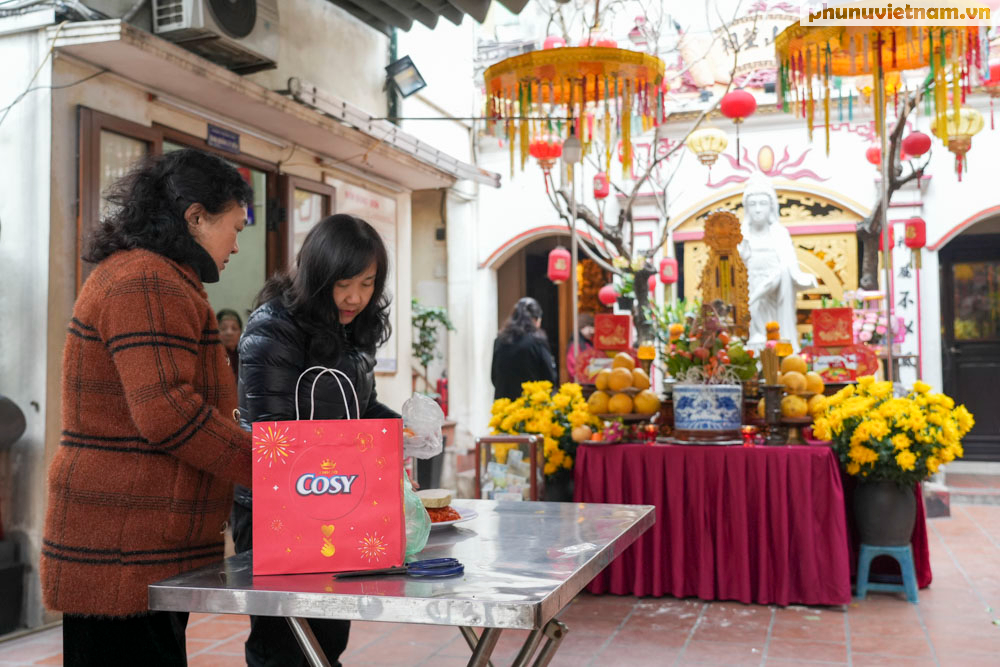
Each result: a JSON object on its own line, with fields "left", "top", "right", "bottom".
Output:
{"left": 611, "top": 351, "right": 635, "bottom": 370}
{"left": 781, "top": 394, "right": 809, "bottom": 418}
{"left": 633, "top": 389, "right": 660, "bottom": 414}
{"left": 587, "top": 390, "right": 610, "bottom": 414}
{"left": 417, "top": 488, "right": 452, "bottom": 508}
{"left": 780, "top": 370, "right": 807, "bottom": 394}
{"left": 417, "top": 489, "right": 462, "bottom": 523}
{"left": 804, "top": 371, "right": 825, "bottom": 395}
{"left": 594, "top": 368, "right": 612, "bottom": 390}
{"left": 608, "top": 367, "right": 632, "bottom": 391}
{"left": 630, "top": 368, "right": 651, "bottom": 390}
{"left": 780, "top": 353, "right": 808, "bottom": 375}
{"left": 607, "top": 392, "right": 634, "bottom": 415}
{"left": 571, "top": 425, "right": 593, "bottom": 442}
{"left": 426, "top": 506, "right": 462, "bottom": 523}
{"left": 808, "top": 394, "right": 827, "bottom": 417}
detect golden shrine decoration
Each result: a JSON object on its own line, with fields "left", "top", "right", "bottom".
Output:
{"left": 698, "top": 211, "right": 750, "bottom": 339}
{"left": 676, "top": 190, "right": 862, "bottom": 339}
{"left": 483, "top": 46, "right": 666, "bottom": 177}
{"left": 774, "top": 24, "right": 988, "bottom": 155}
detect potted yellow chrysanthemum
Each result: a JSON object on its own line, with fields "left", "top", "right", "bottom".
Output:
{"left": 812, "top": 376, "right": 975, "bottom": 545}
{"left": 489, "top": 381, "right": 601, "bottom": 501}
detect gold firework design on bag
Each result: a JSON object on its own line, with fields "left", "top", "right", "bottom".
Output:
{"left": 358, "top": 532, "right": 388, "bottom": 563}
{"left": 253, "top": 425, "right": 295, "bottom": 467}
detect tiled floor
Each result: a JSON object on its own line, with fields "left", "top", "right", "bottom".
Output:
{"left": 3, "top": 503, "right": 1000, "bottom": 666}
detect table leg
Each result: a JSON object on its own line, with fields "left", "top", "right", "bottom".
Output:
{"left": 531, "top": 619, "right": 569, "bottom": 667}
{"left": 459, "top": 627, "right": 494, "bottom": 667}
{"left": 510, "top": 627, "right": 544, "bottom": 667}
{"left": 467, "top": 627, "right": 503, "bottom": 667}
{"left": 286, "top": 617, "right": 333, "bottom": 667}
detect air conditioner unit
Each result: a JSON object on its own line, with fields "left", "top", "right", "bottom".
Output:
{"left": 152, "top": 0, "right": 279, "bottom": 74}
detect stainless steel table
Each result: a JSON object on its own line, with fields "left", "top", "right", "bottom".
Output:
{"left": 149, "top": 499, "right": 653, "bottom": 667}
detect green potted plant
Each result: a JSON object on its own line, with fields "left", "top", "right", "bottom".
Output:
{"left": 411, "top": 298, "right": 456, "bottom": 398}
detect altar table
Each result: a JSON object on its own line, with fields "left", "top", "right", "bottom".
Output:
{"left": 574, "top": 443, "right": 931, "bottom": 606}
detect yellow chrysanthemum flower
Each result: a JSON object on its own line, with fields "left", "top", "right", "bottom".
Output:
{"left": 912, "top": 380, "right": 931, "bottom": 394}
{"left": 891, "top": 433, "right": 911, "bottom": 451}
{"left": 895, "top": 449, "right": 916, "bottom": 471}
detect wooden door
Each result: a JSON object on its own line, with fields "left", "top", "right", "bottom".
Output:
{"left": 941, "top": 234, "right": 1000, "bottom": 461}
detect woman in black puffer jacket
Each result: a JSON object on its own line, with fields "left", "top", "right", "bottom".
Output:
{"left": 233, "top": 214, "right": 398, "bottom": 667}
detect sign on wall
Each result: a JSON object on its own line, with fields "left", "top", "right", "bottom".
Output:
{"left": 334, "top": 182, "right": 399, "bottom": 374}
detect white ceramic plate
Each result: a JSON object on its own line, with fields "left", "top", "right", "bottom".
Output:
{"left": 429, "top": 506, "right": 478, "bottom": 529}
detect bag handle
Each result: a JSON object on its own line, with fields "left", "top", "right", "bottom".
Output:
{"left": 294, "top": 366, "right": 360, "bottom": 421}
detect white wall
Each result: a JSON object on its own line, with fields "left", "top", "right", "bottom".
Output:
{"left": 0, "top": 14, "right": 54, "bottom": 628}
{"left": 247, "top": 0, "right": 390, "bottom": 117}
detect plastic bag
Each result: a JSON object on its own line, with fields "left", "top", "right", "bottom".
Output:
{"left": 402, "top": 392, "right": 445, "bottom": 460}
{"left": 403, "top": 470, "right": 431, "bottom": 557}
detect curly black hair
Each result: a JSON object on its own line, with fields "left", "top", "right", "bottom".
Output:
{"left": 256, "top": 214, "right": 392, "bottom": 356}
{"left": 498, "top": 297, "right": 546, "bottom": 344}
{"left": 84, "top": 148, "right": 253, "bottom": 264}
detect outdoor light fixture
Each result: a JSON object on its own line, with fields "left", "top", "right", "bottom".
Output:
{"left": 385, "top": 56, "right": 426, "bottom": 98}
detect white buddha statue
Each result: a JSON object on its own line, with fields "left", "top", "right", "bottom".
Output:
{"left": 737, "top": 176, "right": 817, "bottom": 352}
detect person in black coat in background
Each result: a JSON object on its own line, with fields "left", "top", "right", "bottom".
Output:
{"left": 233, "top": 214, "right": 399, "bottom": 667}
{"left": 491, "top": 297, "right": 558, "bottom": 400}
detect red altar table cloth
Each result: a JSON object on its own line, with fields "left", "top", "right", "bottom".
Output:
{"left": 575, "top": 443, "right": 930, "bottom": 606}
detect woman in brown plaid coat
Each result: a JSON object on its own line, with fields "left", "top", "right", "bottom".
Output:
{"left": 41, "top": 149, "right": 254, "bottom": 666}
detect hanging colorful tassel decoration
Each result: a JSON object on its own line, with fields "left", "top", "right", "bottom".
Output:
{"left": 622, "top": 78, "right": 632, "bottom": 178}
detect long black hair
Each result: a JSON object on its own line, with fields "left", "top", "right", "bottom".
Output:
{"left": 84, "top": 148, "right": 253, "bottom": 264}
{"left": 498, "top": 297, "right": 545, "bottom": 344}
{"left": 256, "top": 214, "right": 391, "bottom": 355}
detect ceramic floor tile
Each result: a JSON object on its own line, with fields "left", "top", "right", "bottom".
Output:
{"left": 678, "top": 640, "right": 764, "bottom": 666}
{"left": 187, "top": 653, "right": 248, "bottom": 667}
{"left": 184, "top": 619, "right": 251, "bottom": 641}
{"left": 765, "top": 638, "right": 848, "bottom": 663}
{"left": 849, "top": 633, "right": 935, "bottom": 658}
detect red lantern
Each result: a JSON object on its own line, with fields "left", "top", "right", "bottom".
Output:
{"left": 528, "top": 135, "right": 563, "bottom": 173}
{"left": 719, "top": 89, "right": 757, "bottom": 164}
{"left": 901, "top": 132, "right": 931, "bottom": 157}
{"left": 905, "top": 217, "right": 927, "bottom": 269}
{"left": 542, "top": 35, "right": 565, "bottom": 49}
{"left": 598, "top": 284, "right": 618, "bottom": 306}
{"left": 865, "top": 146, "right": 881, "bottom": 166}
{"left": 647, "top": 274, "right": 657, "bottom": 294}
{"left": 878, "top": 224, "right": 895, "bottom": 252}
{"left": 547, "top": 246, "right": 572, "bottom": 284}
{"left": 659, "top": 257, "right": 678, "bottom": 284}
{"left": 904, "top": 218, "right": 926, "bottom": 248}
{"left": 593, "top": 172, "right": 609, "bottom": 199}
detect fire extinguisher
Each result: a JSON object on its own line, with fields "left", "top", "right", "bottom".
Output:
{"left": 436, "top": 373, "right": 449, "bottom": 417}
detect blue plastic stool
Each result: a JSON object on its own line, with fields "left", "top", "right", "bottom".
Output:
{"left": 856, "top": 543, "right": 919, "bottom": 603}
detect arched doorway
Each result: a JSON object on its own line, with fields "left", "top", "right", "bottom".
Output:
{"left": 939, "top": 214, "right": 1000, "bottom": 461}
{"left": 496, "top": 235, "right": 566, "bottom": 380}
{"left": 493, "top": 233, "right": 612, "bottom": 384}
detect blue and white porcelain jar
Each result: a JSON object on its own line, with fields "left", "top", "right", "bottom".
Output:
{"left": 672, "top": 384, "right": 743, "bottom": 442}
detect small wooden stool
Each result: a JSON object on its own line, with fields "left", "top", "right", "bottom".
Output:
{"left": 856, "top": 543, "right": 919, "bottom": 603}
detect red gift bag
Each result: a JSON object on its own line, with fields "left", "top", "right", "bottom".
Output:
{"left": 252, "top": 366, "right": 405, "bottom": 576}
